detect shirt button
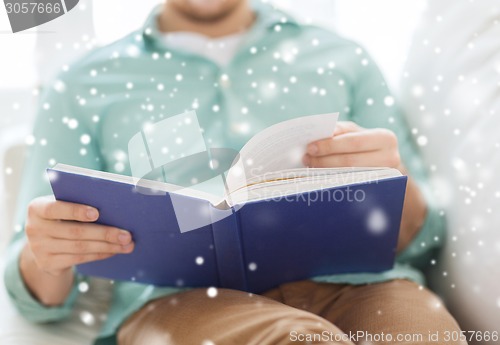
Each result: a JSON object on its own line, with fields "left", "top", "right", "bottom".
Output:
{"left": 219, "top": 74, "right": 231, "bottom": 88}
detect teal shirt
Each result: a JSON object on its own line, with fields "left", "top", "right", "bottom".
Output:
{"left": 4, "top": 3, "right": 445, "bottom": 343}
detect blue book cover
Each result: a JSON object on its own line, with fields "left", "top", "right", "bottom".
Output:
{"left": 48, "top": 165, "right": 407, "bottom": 293}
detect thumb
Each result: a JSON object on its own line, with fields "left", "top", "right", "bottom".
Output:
{"left": 333, "top": 121, "right": 363, "bottom": 136}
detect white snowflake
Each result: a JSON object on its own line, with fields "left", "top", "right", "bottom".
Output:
{"left": 417, "top": 135, "right": 428, "bottom": 146}
{"left": 367, "top": 208, "right": 388, "bottom": 235}
{"left": 78, "top": 281, "right": 89, "bottom": 293}
{"left": 68, "top": 118, "right": 79, "bottom": 129}
{"left": 53, "top": 80, "right": 66, "bottom": 93}
{"left": 207, "top": 287, "right": 218, "bottom": 298}
{"left": 384, "top": 96, "right": 395, "bottom": 107}
{"left": 80, "top": 134, "right": 91, "bottom": 145}
{"left": 114, "top": 162, "right": 125, "bottom": 172}
{"left": 79, "top": 311, "right": 95, "bottom": 326}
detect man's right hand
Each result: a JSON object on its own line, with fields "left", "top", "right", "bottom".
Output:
{"left": 20, "top": 195, "right": 134, "bottom": 305}
{"left": 25, "top": 195, "right": 134, "bottom": 276}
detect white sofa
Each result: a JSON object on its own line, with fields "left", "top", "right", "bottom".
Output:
{"left": 400, "top": 0, "right": 500, "bottom": 341}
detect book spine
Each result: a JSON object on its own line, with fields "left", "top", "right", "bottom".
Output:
{"left": 210, "top": 207, "right": 248, "bottom": 291}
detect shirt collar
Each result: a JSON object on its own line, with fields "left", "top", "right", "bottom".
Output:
{"left": 140, "top": 1, "right": 301, "bottom": 52}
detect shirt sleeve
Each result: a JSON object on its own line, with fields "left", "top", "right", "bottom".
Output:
{"left": 3, "top": 74, "right": 103, "bottom": 323}
{"left": 345, "top": 48, "right": 446, "bottom": 270}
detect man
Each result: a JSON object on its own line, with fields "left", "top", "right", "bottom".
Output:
{"left": 5, "top": 0, "right": 465, "bottom": 344}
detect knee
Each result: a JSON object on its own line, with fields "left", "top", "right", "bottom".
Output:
{"left": 249, "top": 310, "right": 352, "bottom": 345}
{"left": 376, "top": 280, "right": 451, "bottom": 317}
{"left": 358, "top": 280, "right": 466, "bottom": 344}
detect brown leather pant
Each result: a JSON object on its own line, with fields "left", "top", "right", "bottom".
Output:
{"left": 117, "top": 279, "right": 466, "bottom": 345}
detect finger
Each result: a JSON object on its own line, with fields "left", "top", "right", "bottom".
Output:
{"left": 307, "top": 131, "right": 386, "bottom": 156}
{"left": 333, "top": 121, "right": 363, "bottom": 136}
{"left": 46, "top": 220, "right": 132, "bottom": 245}
{"left": 304, "top": 150, "right": 400, "bottom": 168}
{"left": 33, "top": 198, "right": 99, "bottom": 222}
{"left": 47, "top": 253, "right": 116, "bottom": 272}
{"left": 41, "top": 238, "right": 135, "bottom": 255}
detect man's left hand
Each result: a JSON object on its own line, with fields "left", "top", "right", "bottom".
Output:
{"left": 303, "top": 121, "right": 402, "bottom": 170}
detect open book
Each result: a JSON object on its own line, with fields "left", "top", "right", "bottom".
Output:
{"left": 48, "top": 113, "right": 407, "bottom": 292}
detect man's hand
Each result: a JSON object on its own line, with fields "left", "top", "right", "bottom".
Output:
{"left": 20, "top": 195, "right": 134, "bottom": 305}
{"left": 303, "top": 121, "right": 427, "bottom": 253}
{"left": 303, "top": 121, "right": 402, "bottom": 170}
{"left": 25, "top": 195, "right": 134, "bottom": 276}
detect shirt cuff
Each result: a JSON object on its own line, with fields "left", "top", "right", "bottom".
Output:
{"left": 3, "top": 238, "right": 79, "bottom": 323}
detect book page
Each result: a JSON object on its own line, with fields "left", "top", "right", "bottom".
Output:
{"left": 225, "top": 113, "right": 338, "bottom": 193}
{"left": 227, "top": 168, "right": 401, "bottom": 206}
